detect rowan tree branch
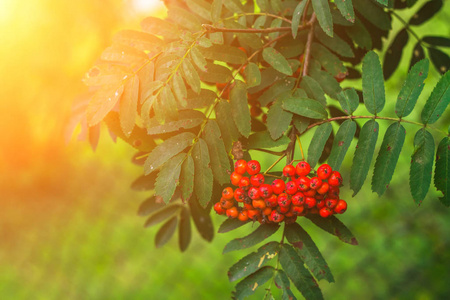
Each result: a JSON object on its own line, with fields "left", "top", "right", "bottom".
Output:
{"left": 202, "top": 23, "right": 311, "bottom": 34}
{"left": 302, "top": 13, "right": 316, "bottom": 77}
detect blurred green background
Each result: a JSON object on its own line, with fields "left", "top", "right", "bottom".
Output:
{"left": 0, "top": 0, "right": 449, "bottom": 299}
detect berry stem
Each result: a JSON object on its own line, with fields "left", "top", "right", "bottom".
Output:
{"left": 263, "top": 153, "right": 287, "bottom": 175}
{"left": 296, "top": 135, "right": 305, "bottom": 161}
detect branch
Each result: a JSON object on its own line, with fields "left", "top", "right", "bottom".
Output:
{"left": 202, "top": 23, "right": 311, "bottom": 34}
{"left": 302, "top": 13, "right": 316, "bottom": 77}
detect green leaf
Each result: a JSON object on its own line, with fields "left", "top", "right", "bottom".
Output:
{"left": 215, "top": 101, "right": 240, "bottom": 152}
{"left": 372, "top": 122, "right": 406, "bottom": 196}
{"left": 428, "top": 47, "right": 450, "bottom": 75}
{"left": 409, "top": 0, "right": 443, "bottom": 26}
{"left": 211, "top": 0, "right": 222, "bottom": 22}
{"left": 267, "top": 97, "right": 293, "bottom": 140}
{"left": 311, "top": 43, "right": 347, "bottom": 77}
{"left": 171, "top": 72, "right": 187, "bottom": 107}
{"left": 155, "top": 216, "right": 178, "bottom": 248}
{"left": 435, "top": 137, "right": 450, "bottom": 206}
{"left": 291, "top": 1, "right": 307, "bottom": 38}
{"left": 198, "top": 61, "right": 232, "bottom": 84}
{"left": 144, "top": 205, "right": 181, "bottom": 227}
{"left": 199, "top": 44, "right": 247, "bottom": 65}
{"left": 337, "top": 88, "right": 359, "bottom": 115}
{"left": 308, "top": 123, "right": 333, "bottom": 168}
{"left": 218, "top": 218, "right": 250, "bottom": 233}
{"left": 274, "top": 270, "right": 297, "bottom": 300}
{"left": 223, "top": 0, "right": 244, "bottom": 13}
{"left": 223, "top": 20, "right": 263, "bottom": 49}
{"left": 183, "top": 89, "right": 216, "bottom": 109}
{"left": 396, "top": 59, "right": 429, "bottom": 118}
{"left": 279, "top": 244, "right": 324, "bottom": 300}
{"left": 234, "top": 266, "right": 275, "bottom": 300}
{"left": 311, "top": 0, "right": 333, "bottom": 37}
{"left": 244, "top": 62, "right": 261, "bottom": 88}
{"left": 101, "top": 44, "right": 147, "bottom": 65}
{"left": 262, "top": 47, "right": 293, "bottom": 76}
{"left": 376, "top": 0, "right": 388, "bottom": 6}
{"left": 314, "top": 25, "right": 354, "bottom": 58}
{"left": 141, "top": 16, "right": 180, "bottom": 40}
{"left": 300, "top": 76, "right": 326, "bottom": 106}
{"left": 87, "top": 84, "right": 125, "bottom": 126}
{"left": 258, "top": 77, "right": 296, "bottom": 107}
{"left": 231, "top": 81, "right": 252, "bottom": 138}
{"left": 155, "top": 153, "right": 186, "bottom": 204}
{"left": 327, "top": 120, "right": 356, "bottom": 171}
{"left": 113, "top": 29, "right": 163, "bottom": 52}
{"left": 350, "top": 120, "right": 379, "bottom": 196}
{"left": 223, "top": 224, "right": 280, "bottom": 254}
{"left": 362, "top": 51, "right": 386, "bottom": 115}
{"left": 345, "top": 19, "right": 372, "bottom": 49}
{"left": 421, "top": 70, "right": 450, "bottom": 124}
{"left": 155, "top": 86, "right": 178, "bottom": 123}
{"left": 422, "top": 36, "right": 450, "bottom": 48}
{"left": 182, "top": 58, "right": 201, "bottom": 94}
{"left": 140, "top": 81, "right": 162, "bottom": 104}
{"left": 144, "top": 132, "right": 195, "bottom": 175}
{"left": 186, "top": 0, "right": 212, "bottom": 21}
{"left": 410, "top": 42, "right": 425, "bottom": 69}
{"left": 203, "top": 120, "right": 231, "bottom": 185}
{"left": 228, "top": 242, "right": 280, "bottom": 282}
{"left": 282, "top": 97, "right": 328, "bottom": 119}
{"left": 147, "top": 110, "right": 204, "bottom": 135}
{"left": 247, "top": 131, "right": 290, "bottom": 149}
{"left": 180, "top": 155, "right": 195, "bottom": 201}
{"left": 189, "top": 195, "right": 214, "bottom": 241}
{"left": 353, "top": 0, "right": 391, "bottom": 30}
{"left": 309, "top": 62, "right": 342, "bottom": 99}
{"left": 410, "top": 129, "right": 435, "bottom": 205}
{"left": 383, "top": 28, "right": 409, "bottom": 80}
{"left": 190, "top": 47, "right": 207, "bottom": 73}
{"left": 167, "top": 5, "right": 202, "bottom": 31}
{"left": 334, "top": 0, "right": 355, "bottom": 23}
{"left": 285, "top": 223, "right": 334, "bottom": 283}
{"left": 306, "top": 215, "right": 359, "bottom": 245}
{"left": 178, "top": 207, "right": 191, "bottom": 252}
{"left": 119, "top": 75, "right": 139, "bottom": 137}
{"left": 137, "top": 196, "right": 165, "bottom": 217}
{"left": 193, "top": 139, "right": 213, "bottom": 207}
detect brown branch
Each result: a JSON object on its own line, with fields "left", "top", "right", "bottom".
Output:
{"left": 302, "top": 0, "right": 311, "bottom": 25}
{"left": 302, "top": 13, "right": 316, "bottom": 77}
{"left": 286, "top": 128, "right": 298, "bottom": 166}
{"left": 202, "top": 23, "right": 311, "bottom": 34}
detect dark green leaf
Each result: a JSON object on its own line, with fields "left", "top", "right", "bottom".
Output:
{"left": 231, "top": 81, "right": 252, "bottom": 138}
{"left": 328, "top": 119, "right": 356, "bottom": 171}
{"left": 180, "top": 155, "right": 195, "bottom": 201}
{"left": 345, "top": 19, "right": 372, "bottom": 49}
{"left": 198, "top": 61, "right": 232, "bottom": 84}
{"left": 334, "top": 0, "right": 355, "bottom": 22}
{"left": 247, "top": 131, "right": 290, "bottom": 149}
{"left": 144, "top": 132, "right": 195, "bottom": 175}
{"left": 244, "top": 62, "right": 261, "bottom": 88}
{"left": 144, "top": 204, "right": 181, "bottom": 228}
{"left": 211, "top": 0, "right": 222, "bottom": 22}
{"left": 300, "top": 76, "right": 326, "bottom": 106}
{"left": 383, "top": 28, "right": 409, "bottom": 80}
{"left": 314, "top": 25, "right": 354, "bottom": 58}
{"left": 362, "top": 51, "right": 386, "bottom": 114}
{"left": 337, "top": 88, "right": 359, "bottom": 115}
{"left": 183, "top": 89, "right": 216, "bottom": 109}
{"left": 155, "top": 153, "right": 186, "bottom": 204}
{"left": 291, "top": 1, "right": 307, "bottom": 38}
{"left": 410, "top": 129, "right": 435, "bottom": 205}
{"left": 410, "top": 42, "right": 425, "bottom": 69}
{"left": 421, "top": 70, "right": 450, "bottom": 124}
{"left": 131, "top": 172, "right": 158, "bottom": 191}
{"left": 223, "top": 20, "right": 263, "bottom": 49}
{"left": 409, "top": 0, "right": 443, "bottom": 26}
{"left": 248, "top": 67, "right": 288, "bottom": 94}
{"left": 137, "top": 196, "right": 165, "bottom": 217}
{"left": 178, "top": 207, "right": 191, "bottom": 252}
{"left": 435, "top": 137, "right": 450, "bottom": 206}
{"left": 203, "top": 120, "right": 231, "bottom": 185}
{"left": 309, "top": 61, "right": 342, "bottom": 99}
{"left": 262, "top": 47, "right": 293, "bottom": 76}
{"left": 428, "top": 47, "right": 450, "bottom": 75}
{"left": 407, "top": 0, "right": 419, "bottom": 7}
{"left": 258, "top": 77, "right": 296, "bottom": 107}
{"left": 267, "top": 97, "right": 293, "bottom": 140}
{"left": 155, "top": 216, "right": 178, "bottom": 248}
{"left": 396, "top": 59, "right": 429, "bottom": 118}
{"left": 147, "top": 110, "right": 205, "bottom": 135}
{"left": 311, "top": 43, "right": 347, "bottom": 77}
{"left": 215, "top": 101, "right": 240, "bottom": 152}
{"left": 274, "top": 270, "right": 297, "bottom": 300}
{"left": 229, "top": 242, "right": 280, "bottom": 282}
{"left": 372, "top": 122, "right": 406, "bottom": 196}
{"left": 306, "top": 215, "right": 359, "bottom": 245}
{"left": 353, "top": 0, "right": 391, "bottom": 30}
{"left": 422, "top": 36, "right": 450, "bottom": 48}
{"left": 223, "top": 224, "right": 280, "bottom": 254}
{"left": 350, "top": 120, "right": 379, "bottom": 196}
{"left": 218, "top": 218, "right": 250, "bottom": 233}
{"left": 182, "top": 59, "right": 201, "bottom": 94}
{"left": 283, "top": 97, "right": 328, "bottom": 119}
{"left": 376, "top": 0, "right": 389, "bottom": 6}
{"left": 268, "top": 18, "right": 283, "bottom": 40}
{"left": 189, "top": 195, "right": 214, "bottom": 241}
{"left": 234, "top": 266, "right": 275, "bottom": 300}
{"left": 311, "top": 0, "right": 334, "bottom": 37}
{"left": 199, "top": 44, "right": 247, "bottom": 65}
{"left": 190, "top": 46, "right": 207, "bottom": 72}
{"left": 308, "top": 123, "right": 333, "bottom": 168}
{"left": 293, "top": 115, "right": 310, "bottom": 135}
{"left": 193, "top": 139, "right": 213, "bottom": 207}
{"left": 279, "top": 244, "right": 324, "bottom": 300}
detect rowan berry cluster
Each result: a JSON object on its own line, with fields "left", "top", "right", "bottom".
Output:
{"left": 214, "top": 159, "right": 348, "bottom": 224}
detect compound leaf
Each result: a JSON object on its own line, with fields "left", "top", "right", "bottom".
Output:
{"left": 337, "top": 88, "right": 359, "bottom": 115}
{"left": 308, "top": 123, "right": 333, "bottom": 168}
{"left": 267, "top": 97, "right": 293, "bottom": 140}
{"left": 178, "top": 207, "right": 191, "bottom": 252}
{"left": 223, "top": 224, "right": 280, "bottom": 254}
{"left": 328, "top": 119, "right": 356, "bottom": 171}
{"left": 383, "top": 28, "right": 409, "bottom": 80}
{"left": 283, "top": 97, "right": 328, "bottom": 119}
{"left": 180, "top": 155, "right": 195, "bottom": 201}
{"left": 435, "top": 137, "right": 450, "bottom": 206}
{"left": 189, "top": 195, "right": 214, "bottom": 241}
{"left": 218, "top": 218, "right": 250, "bottom": 233}
{"left": 231, "top": 81, "right": 252, "bottom": 138}
{"left": 262, "top": 47, "right": 293, "bottom": 76}
{"left": 193, "top": 138, "right": 213, "bottom": 207}
{"left": 203, "top": 120, "right": 231, "bottom": 185}
{"left": 155, "top": 216, "right": 178, "bottom": 248}
{"left": 306, "top": 215, "right": 358, "bottom": 245}
{"left": 234, "top": 266, "right": 275, "bottom": 300}
{"left": 362, "top": 51, "right": 386, "bottom": 115}
{"left": 421, "top": 70, "right": 450, "bottom": 124}
{"left": 311, "top": 0, "right": 333, "bottom": 37}
{"left": 155, "top": 153, "right": 186, "bottom": 204}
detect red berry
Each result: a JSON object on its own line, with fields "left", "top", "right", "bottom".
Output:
{"left": 234, "top": 188, "right": 245, "bottom": 202}
{"left": 270, "top": 211, "right": 284, "bottom": 223}
{"left": 304, "top": 197, "right": 316, "bottom": 209}
{"left": 246, "top": 160, "right": 261, "bottom": 175}
{"left": 316, "top": 199, "right": 326, "bottom": 209}
{"left": 296, "top": 176, "right": 310, "bottom": 191}
{"left": 328, "top": 171, "right": 343, "bottom": 187}
{"left": 230, "top": 172, "right": 243, "bottom": 186}
{"left": 291, "top": 192, "right": 305, "bottom": 206}
{"left": 238, "top": 210, "right": 249, "bottom": 222}
{"left": 252, "top": 199, "right": 266, "bottom": 209}
{"left": 292, "top": 205, "right": 305, "bottom": 215}
{"left": 328, "top": 186, "right": 340, "bottom": 199}
{"left": 265, "top": 194, "right": 278, "bottom": 208}
{"left": 234, "top": 160, "right": 247, "bottom": 174}
{"left": 309, "top": 177, "right": 322, "bottom": 190}
{"left": 296, "top": 161, "right": 311, "bottom": 176}
{"left": 214, "top": 202, "right": 225, "bottom": 215}
{"left": 247, "top": 209, "right": 260, "bottom": 220}
{"left": 319, "top": 207, "right": 333, "bottom": 218}
{"left": 248, "top": 186, "right": 261, "bottom": 200}
{"left": 226, "top": 207, "right": 239, "bottom": 218}
{"left": 279, "top": 205, "right": 290, "bottom": 214}
{"left": 262, "top": 207, "right": 272, "bottom": 216}
{"left": 317, "top": 164, "right": 332, "bottom": 180}
{"left": 259, "top": 184, "right": 273, "bottom": 199}
{"left": 283, "top": 165, "right": 296, "bottom": 177}
{"left": 317, "top": 182, "right": 330, "bottom": 195}
{"left": 250, "top": 173, "right": 265, "bottom": 187}
{"left": 325, "top": 198, "right": 338, "bottom": 209}
{"left": 285, "top": 181, "right": 298, "bottom": 195}
{"left": 238, "top": 176, "right": 250, "bottom": 189}
{"left": 222, "top": 187, "right": 234, "bottom": 200}
{"left": 271, "top": 179, "right": 286, "bottom": 194}
{"left": 334, "top": 199, "right": 347, "bottom": 214}
{"left": 277, "top": 193, "right": 291, "bottom": 207}
{"left": 304, "top": 189, "right": 316, "bottom": 197}
{"left": 220, "top": 198, "right": 234, "bottom": 209}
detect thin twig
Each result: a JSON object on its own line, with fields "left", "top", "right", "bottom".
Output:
{"left": 302, "top": 13, "right": 316, "bottom": 77}
{"left": 202, "top": 23, "right": 311, "bottom": 34}
{"left": 253, "top": 148, "right": 286, "bottom": 156}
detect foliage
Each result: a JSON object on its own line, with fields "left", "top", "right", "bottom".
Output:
{"left": 70, "top": 0, "right": 449, "bottom": 298}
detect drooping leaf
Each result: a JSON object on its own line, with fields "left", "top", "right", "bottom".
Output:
{"left": 267, "top": 96, "right": 293, "bottom": 140}
{"left": 87, "top": 84, "right": 125, "bottom": 126}
{"left": 180, "top": 155, "right": 195, "bottom": 201}
{"left": 147, "top": 110, "right": 205, "bottom": 135}
{"left": 234, "top": 266, "right": 275, "bottom": 300}
{"left": 435, "top": 137, "right": 450, "bottom": 206}
{"left": 228, "top": 242, "right": 280, "bottom": 282}
{"left": 353, "top": 0, "right": 391, "bottom": 30}
{"left": 218, "top": 218, "right": 250, "bottom": 233}
{"left": 334, "top": 0, "right": 355, "bottom": 23}
{"left": 203, "top": 120, "right": 231, "bottom": 185}
{"left": 428, "top": 47, "right": 450, "bottom": 75}
{"left": 144, "top": 204, "right": 181, "bottom": 228}
{"left": 314, "top": 25, "right": 354, "bottom": 58}
{"left": 178, "top": 207, "right": 191, "bottom": 252}
{"left": 155, "top": 153, "right": 186, "bottom": 204}
{"left": 306, "top": 215, "right": 359, "bottom": 245}
{"left": 198, "top": 61, "right": 233, "bottom": 84}
{"left": 193, "top": 139, "right": 213, "bottom": 207}
{"left": 282, "top": 97, "right": 328, "bottom": 119}
{"left": 409, "top": 42, "right": 425, "bottom": 69}
{"left": 274, "top": 270, "right": 297, "bottom": 300}
{"left": 311, "top": 43, "right": 347, "bottom": 78}
{"left": 144, "top": 132, "right": 195, "bottom": 175}
{"left": 223, "top": 224, "right": 280, "bottom": 254}
{"left": 291, "top": 1, "right": 307, "bottom": 38}
{"left": 247, "top": 131, "right": 290, "bottom": 149}
{"left": 410, "top": 128, "right": 435, "bottom": 205}
{"left": 171, "top": 72, "right": 188, "bottom": 107}
{"left": 345, "top": 19, "right": 372, "bottom": 49}
{"left": 155, "top": 216, "right": 178, "bottom": 248}
{"left": 189, "top": 195, "right": 214, "bottom": 241}
{"left": 262, "top": 47, "right": 293, "bottom": 76}
{"left": 244, "top": 62, "right": 261, "bottom": 88}
{"left": 372, "top": 122, "right": 406, "bottom": 196}
{"left": 300, "top": 76, "right": 326, "bottom": 106}
{"left": 328, "top": 119, "right": 356, "bottom": 171}
{"left": 200, "top": 44, "right": 247, "bottom": 65}
{"left": 215, "top": 101, "right": 240, "bottom": 152}
{"left": 409, "top": 0, "right": 443, "bottom": 26}
{"left": 137, "top": 196, "right": 165, "bottom": 217}
{"left": 421, "top": 70, "right": 450, "bottom": 124}
{"left": 231, "top": 81, "right": 252, "bottom": 138}
{"left": 311, "top": 0, "right": 334, "bottom": 37}
{"left": 422, "top": 36, "right": 450, "bottom": 48}
{"left": 362, "top": 51, "right": 386, "bottom": 115}
{"left": 182, "top": 58, "right": 201, "bottom": 94}
{"left": 383, "top": 28, "right": 409, "bottom": 80}
{"left": 308, "top": 123, "right": 333, "bottom": 168}
{"left": 112, "top": 30, "right": 163, "bottom": 52}
{"left": 396, "top": 59, "right": 429, "bottom": 118}
{"left": 279, "top": 244, "right": 324, "bottom": 300}
{"left": 337, "top": 88, "right": 359, "bottom": 115}
{"left": 350, "top": 120, "right": 379, "bottom": 196}
{"left": 285, "top": 223, "right": 334, "bottom": 282}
